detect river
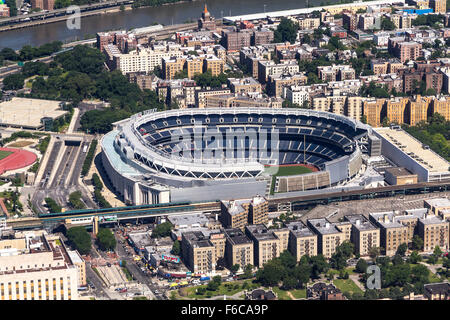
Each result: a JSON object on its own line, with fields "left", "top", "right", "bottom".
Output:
{"left": 0, "top": 0, "right": 334, "bottom": 50}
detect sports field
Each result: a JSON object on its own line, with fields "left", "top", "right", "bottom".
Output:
{"left": 266, "top": 164, "right": 317, "bottom": 195}
{"left": 0, "top": 151, "right": 12, "bottom": 161}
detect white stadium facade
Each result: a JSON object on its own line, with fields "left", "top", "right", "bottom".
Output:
{"left": 101, "top": 108, "right": 376, "bottom": 205}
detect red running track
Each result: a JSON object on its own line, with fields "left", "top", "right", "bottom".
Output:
{"left": 0, "top": 147, "right": 37, "bottom": 175}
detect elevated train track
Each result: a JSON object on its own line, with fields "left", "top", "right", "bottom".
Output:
{"left": 5, "top": 179, "right": 450, "bottom": 230}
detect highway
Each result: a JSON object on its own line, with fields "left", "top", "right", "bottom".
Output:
{"left": 32, "top": 135, "right": 96, "bottom": 214}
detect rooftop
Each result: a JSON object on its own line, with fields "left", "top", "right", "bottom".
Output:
{"left": 307, "top": 218, "right": 342, "bottom": 235}
{"left": 375, "top": 127, "right": 450, "bottom": 173}
{"left": 344, "top": 214, "right": 378, "bottom": 231}
{"left": 224, "top": 228, "right": 253, "bottom": 246}
{"left": 0, "top": 98, "right": 67, "bottom": 129}
{"left": 286, "top": 221, "right": 316, "bottom": 238}
{"left": 246, "top": 224, "right": 278, "bottom": 241}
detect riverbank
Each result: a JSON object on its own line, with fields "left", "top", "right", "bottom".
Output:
{"left": 0, "top": 0, "right": 327, "bottom": 49}
{"left": 0, "top": 0, "right": 199, "bottom": 33}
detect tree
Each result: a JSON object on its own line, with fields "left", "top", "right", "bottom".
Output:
{"left": 295, "top": 264, "right": 311, "bottom": 288}
{"left": 279, "top": 250, "right": 296, "bottom": 269}
{"left": 309, "top": 254, "right": 329, "bottom": 279}
{"left": 433, "top": 246, "right": 443, "bottom": 258}
{"left": 282, "top": 276, "right": 298, "bottom": 290}
{"left": 68, "top": 191, "right": 86, "bottom": 210}
{"left": 355, "top": 258, "right": 368, "bottom": 273}
{"left": 67, "top": 226, "right": 92, "bottom": 255}
{"left": 412, "top": 235, "right": 424, "bottom": 251}
{"left": 45, "top": 197, "right": 61, "bottom": 213}
{"left": 151, "top": 222, "right": 173, "bottom": 238}
{"left": 273, "top": 17, "right": 299, "bottom": 44}
{"left": 231, "top": 264, "right": 240, "bottom": 274}
{"left": 392, "top": 254, "right": 404, "bottom": 266}
{"left": 396, "top": 243, "right": 408, "bottom": 257}
{"left": 243, "top": 264, "right": 253, "bottom": 278}
{"left": 369, "top": 247, "right": 380, "bottom": 261}
{"left": 171, "top": 240, "right": 181, "bottom": 255}
{"left": 96, "top": 228, "right": 116, "bottom": 251}
{"left": 408, "top": 251, "right": 422, "bottom": 264}
{"left": 2, "top": 73, "right": 26, "bottom": 90}
{"left": 256, "top": 259, "right": 286, "bottom": 286}
{"left": 381, "top": 17, "right": 396, "bottom": 30}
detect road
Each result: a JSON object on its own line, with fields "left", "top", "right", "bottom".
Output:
{"left": 114, "top": 231, "right": 166, "bottom": 300}
{"left": 32, "top": 135, "right": 96, "bottom": 214}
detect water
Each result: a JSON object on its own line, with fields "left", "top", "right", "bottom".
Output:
{"left": 0, "top": 0, "right": 331, "bottom": 50}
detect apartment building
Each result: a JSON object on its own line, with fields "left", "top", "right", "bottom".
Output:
{"left": 406, "top": 95, "right": 432, "bottom": 126}
{"left": 181, "top": 231, "right": 216, "bottom": 274}
{"left": 112, "top": 43, "right": 183, "bottom": 74}
{"left": 251, "top": 28, "right": 275, "bottom": 46}
{"left": 317, "top": 65, "right": 356, "bottom": 82}
{"left": 127, "top": 72, "right": 159, "bottom": 91}
{"left": 0, "top": 232, "right": 79, "bottom": 300}
{"left": 424, "top": 198, "right": 450, "bottom": 217}
{"left": 307, "top": 218, "right": 346, "bottom": 258}
{"left": 195, "top": 88, "right": 232, "bottom": 108}
{"left": 268, "top": 73, "right": 308, "bottom": 97}
{"left": 248, "top": 195, "right": 269, "bottom": 226}
{"left": 297, "top": 16, "right": 321, "bottom": 30}
{"left": 393, "top": 41, "right": 422, "bottom": 63}
{"left": 204, "top": 55, "right": 225, "bottom": 76}
{"left": 162, "top": 57, "right": 186, "bottom": 80}
{"left": 224, "top": 228, "right": 254, "bottom": 269}
{"left": 286, "top": 221, "right": 318, "bottom": 261}
{"left": 258, "top": 60, "right": 300, "bottom": 84}
{"left": 430, "top": 0, "right": 446, "bottom": 13}
{"left": 220, "top": 199, "right": 250, "bottom": 231}
{"left": 363, "top": 98, "right": 386, "bottom": 127}
{"left": 417, "top": 213, "right": 449, "bottom": 252}
{"left": 205, "top": 94, "right": 282, "bottom": 109}
{"left": 284, "top": 85, "right": 310, "bottom": 106}
{"left": 335, "top": 221, "right": 352, "bottom": 242}
{"left": 385, "top": 97, "right": 408, "bottom": 125}
{"left": 343, "top": 12, "right": 358, "bottom": 31}
{"left": 344, "top": 215, "right": 380, "bottom": 256}
{"left": 273, "top": 228, "right": 290, "bottom": 253}
{"left": 240, "top": 46, "right": 272, "bottom": 79}
{"left": 345, "top": 96, "right": 363, "bottom": 121}
{"left": 228, "top": 77, "right": 262, "bottom": 95}
{"left": 369, "top": 212, "right": 409, "bottom": 256}
{"left": 245, "top": 225, "right": 281, "bottom": 268}
{"left": 222, "top": 28, "right": 252, "bottom": 52}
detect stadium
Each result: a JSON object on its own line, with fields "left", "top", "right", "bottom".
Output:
{"left": 101, "top": 108, "right": 373, "bottom": 205}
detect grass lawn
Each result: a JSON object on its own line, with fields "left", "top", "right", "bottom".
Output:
{"left": 267, "top": 165, "right": 314, "bottom": 194}
{"left": 333, "top": 279, "right": 363, "bottom": 296}
{"left": 271, "top": 287, "right": 292, "bottom": 300}
{"left": 0, "top": 150, "right": 12, "bottom": 161}
{"left": 265, "top": 165, "right": 313, "bottom": 177}
{"left": 329, "top": 267, "right": 356, "bottom": 276}
{"left": 7, "top": 140, "right": 34, "bottom": 148}
{"left": 290, "top": 289, "right": 307, "bottom": 299}
{"left": 179, "top": 280, "right": 258, "bottom": 299}
{"left": 428, "top": 272, "right": 442, "bottom": 283}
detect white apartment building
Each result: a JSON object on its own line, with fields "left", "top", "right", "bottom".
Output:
{"left": 0, "top": 232, "right": 80, "bottom": 300}
{"left": 284, "top": 85, "right": 310, "bottom": 106}
{"left": 113, "top": 43, "right": 184, "bottom": 74}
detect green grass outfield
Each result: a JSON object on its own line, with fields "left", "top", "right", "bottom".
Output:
{"left": 265, "top": 165, "right": 314, "bottom": 177}
{"left": 267, "top": 165, "right": 314, "bottom": 195}
{"left": 0, "top": 150, "right": 13, "bottom": 161}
